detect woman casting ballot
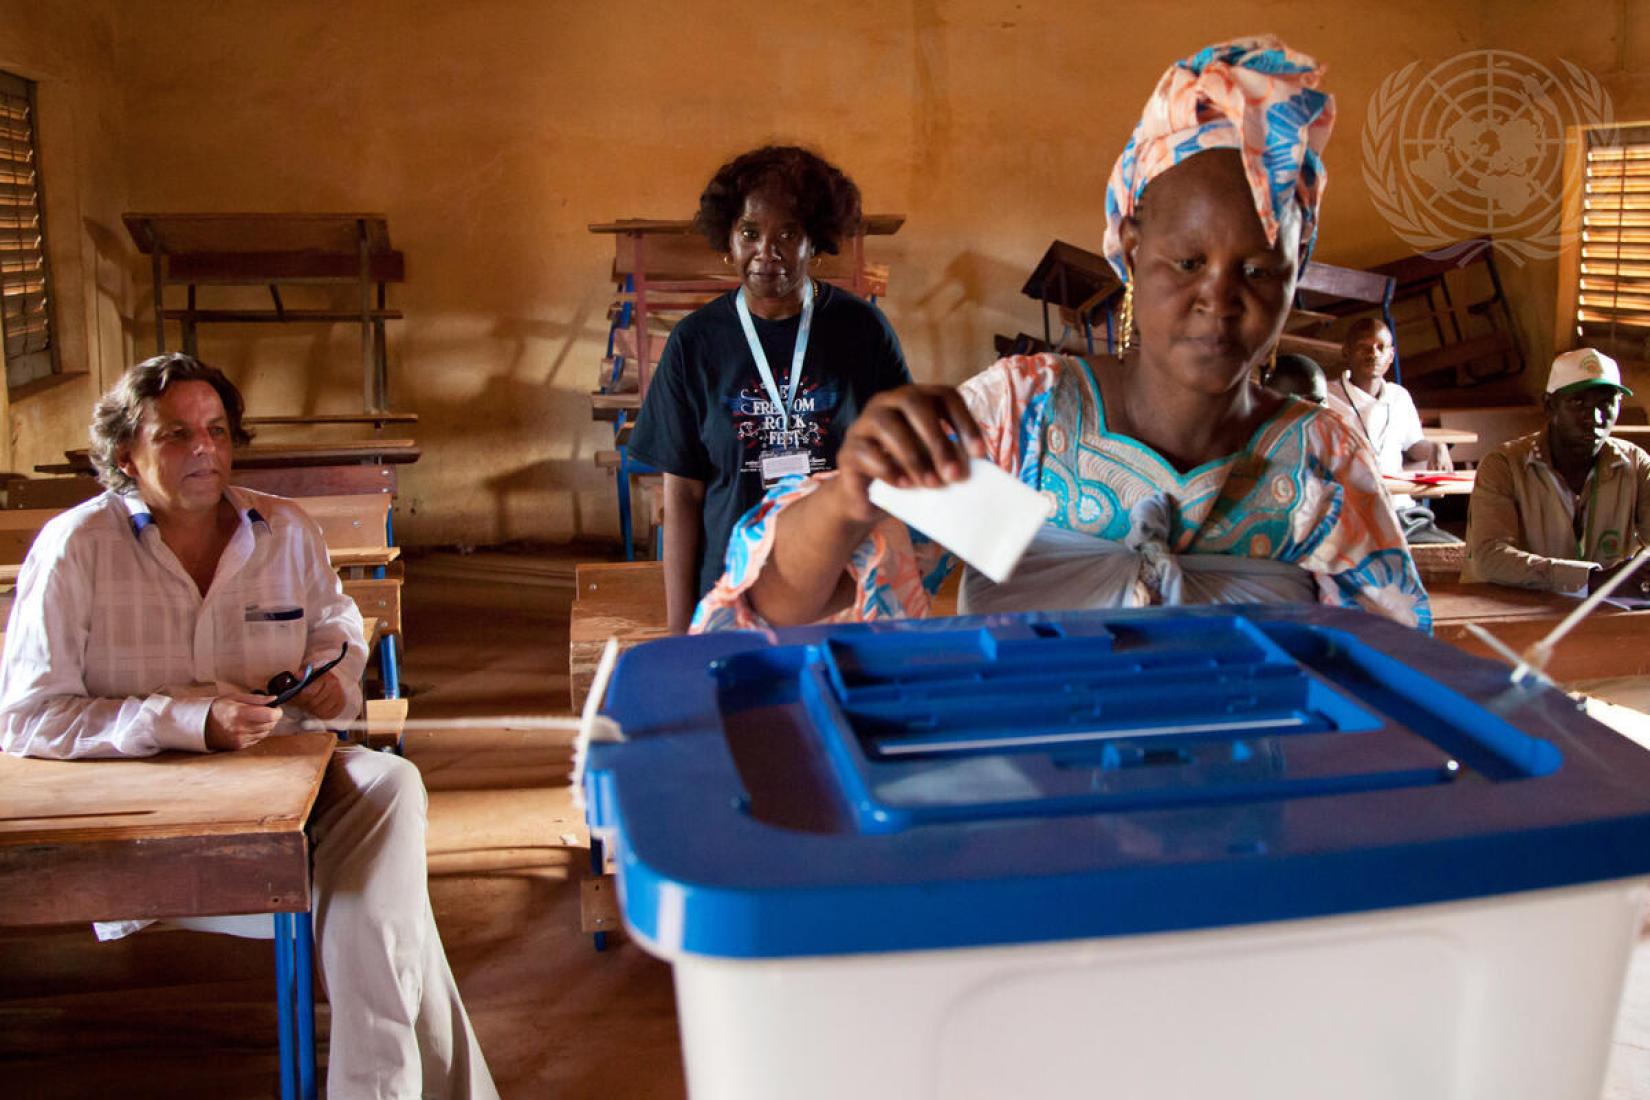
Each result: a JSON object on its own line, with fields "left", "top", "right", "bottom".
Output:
{"left": 627, "top": 145, "right": 910, "bottom": 634}
{"left": 693, "top": 37, "right": 1427, "bottom": 633}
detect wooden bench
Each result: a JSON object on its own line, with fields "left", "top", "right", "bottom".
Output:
{"left": 570, "top": 562, "right": 669, "bottom": 711}
{"left": 295, "top": 494, "right": 399, "bottom": 573}
{"left": 1411, "top": 542, "right": 1466, "bottom": 584}
{"left": 0, "top": 731, "right": 336, "bottom": 1099}
{"left": 124, "top": 212, "right": 407, "bottom": 414}
{"left": 0, "top": 507, "right": 55, "bottom": 579}
{"left": 233, "top": 465, "right": 398, "bottom": 499}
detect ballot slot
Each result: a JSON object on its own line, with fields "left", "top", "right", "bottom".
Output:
{"left": 711, "top": 612, "right": 1565, "bottom": 836}
{"left": 821, "top": 616, "right": 1355, "bottom": 761}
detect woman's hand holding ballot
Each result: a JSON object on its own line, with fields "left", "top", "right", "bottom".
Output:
{"left": 754, "top": 384, "right": 985, "bottom": 624}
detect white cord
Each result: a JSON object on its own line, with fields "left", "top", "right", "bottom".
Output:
{"left": 572, "top": 638, "right": 623, "bottom": 811}
{"left": 329, "top": 714, "right": 587, "bottom": 733}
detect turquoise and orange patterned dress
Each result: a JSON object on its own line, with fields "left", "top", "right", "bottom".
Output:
{"left": 693, "top": 354, "right": 1430, "bottom": 632}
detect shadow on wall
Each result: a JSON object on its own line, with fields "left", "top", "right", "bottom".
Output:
{"left": 910, "top": 250, "right": 1037, "bottom": 380}
{"left": 82, "top": 217, "right": 134, "bottom": 387}
{"left": 482, "top": 456, "right": 608, "bottom": 545}
{"left": 490, "top": 303, "right": 594, "bottom": 393}
{"left": 403, "top": 353, "right": 609, "bottom": 545}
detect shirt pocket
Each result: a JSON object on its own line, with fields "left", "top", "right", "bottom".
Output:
{"left": 244, "top": 605, "right": 304, "bottom": 623}
{"left": 237, "top": 600, "right": 309, "bottom": 689}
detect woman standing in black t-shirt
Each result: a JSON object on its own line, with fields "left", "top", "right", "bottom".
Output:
{"left": 628, "top": 146, "right": 911, "bottom": 633}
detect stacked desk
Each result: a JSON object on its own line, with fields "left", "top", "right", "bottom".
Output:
{"left": 996, "top": 246, "right": 1375, "bottom": 364}
{"left": 123, "top": 213, "right": 406, "bottom": 413}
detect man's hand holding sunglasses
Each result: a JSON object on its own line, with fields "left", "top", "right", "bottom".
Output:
{"left": 205, "top": 693, "right": 281, "bottom": 751}
{"left": 205, "top": 644, "right": 354, "bottom": 751}
{"left": 289, "top": 671, "right": 348, "bottom": 722}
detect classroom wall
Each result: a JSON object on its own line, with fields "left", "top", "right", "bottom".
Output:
{"left": 1483, "top": 1, "right": 1650, "bottom": 397}
{"left": 0, "top": 0, "right": 131, "bottom": 480}
{"left": 15, "top": 0, "right": 1639, "bottom": 543}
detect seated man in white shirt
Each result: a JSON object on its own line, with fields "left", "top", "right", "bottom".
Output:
{"left": 0, "top": 353, "right": 498, "bottom": 1100}
{"left": 1325, "top": 317, "right": 1457, "bottom": 544}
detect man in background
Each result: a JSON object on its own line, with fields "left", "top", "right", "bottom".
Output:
{"left": 1464, "top": 347, "right": 1650, "bottom": 597}
{"left": 0, "top": 353, "right": 499, "bottom": 1100}
{"left": 1325, "top": 318, "right": 1457, "bottom": 543}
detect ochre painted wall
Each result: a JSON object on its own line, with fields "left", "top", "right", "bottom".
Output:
{"left": 1, "top": 0, "right": 132, "bottom": 479}
{"left": 1483, "top": 1, "right": 1650, "bottom": 398}
{"left": 15, "top": 1, "right": 1646, "bottom": 543}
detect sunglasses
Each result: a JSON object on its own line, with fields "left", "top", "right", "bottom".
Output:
{"left": 264, "top": 643, "right": 349, "bottom": 706}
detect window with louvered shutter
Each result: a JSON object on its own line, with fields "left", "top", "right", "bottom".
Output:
{"left": 0, "top": 70, "right": 57, "bottom": 390}
{"left": 1576, "top": 124, "right": 1650, "bottom": 363}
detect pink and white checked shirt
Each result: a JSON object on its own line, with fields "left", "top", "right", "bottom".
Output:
{"left": 0, "top": 487, "right": 367, "bottom": 760}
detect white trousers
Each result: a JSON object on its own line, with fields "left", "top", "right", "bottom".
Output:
{"left": 309, "top": 746, "right": 500, "bottom": 1100}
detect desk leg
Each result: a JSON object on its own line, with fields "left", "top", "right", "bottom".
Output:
{"left": 274, "top": 911, "right": 320, "bottom": 1100}
{"left": 617, "top": 446, "right": 635, "bottom": 563}
{"left": 274, "top": 912, "right": 295, "bottom": 1100}
{"left": 380, "top": 635, "right": 401, "bottom": 702}
{"left": 296, "top": 912, "right": 318, "bottom": 1100}
{"left": 590, "top": 835, "right": 608, "bottom": 952}
{"left": 372, "top": 535, "right": 403, "bottom": 723}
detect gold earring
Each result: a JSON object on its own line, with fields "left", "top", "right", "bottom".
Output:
{"left": 1117, "top": 275, "right": 1135, "bottom": 356}
{"left": 1269, "top": 344, "right": 1278, "bottom": 376}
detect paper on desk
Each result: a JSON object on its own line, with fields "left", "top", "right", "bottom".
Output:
{"left": 868, "top": 458, "right": 1052, "bottom": 584}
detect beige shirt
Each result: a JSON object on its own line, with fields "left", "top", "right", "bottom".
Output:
{"left": 1462, "top": 430, "right": 1650, "bottom": 592}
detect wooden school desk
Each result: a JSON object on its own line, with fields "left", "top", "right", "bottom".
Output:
{"left": 0, "top": 732, "right": 336, "bottom": 1100}
{"left": 1430, "top": 581, "right": 1650, "bottom": 684}
{"left": 1384, "top": 470, "right": 1476, "bottom": 499}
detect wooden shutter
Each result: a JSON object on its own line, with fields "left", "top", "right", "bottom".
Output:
{"left": 1577, "top": 124, "right": 1650, "bottom": 362}
{"left": 0, "top": 71, "right": 55, "bottom": 389}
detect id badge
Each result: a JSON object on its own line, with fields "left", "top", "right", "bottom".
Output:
{"left": 760, "top": 449, "right": 812, "bottom": 486}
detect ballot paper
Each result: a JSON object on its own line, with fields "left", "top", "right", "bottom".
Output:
{"left": 868, "top": 457, "right": 1052, "bottom": 583}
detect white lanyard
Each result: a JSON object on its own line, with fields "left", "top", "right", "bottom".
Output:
{"left": 1339, "top": 376, "right": 1386, "bottom": 448}
{"left": 734, "top": 278, "right": 814, "bottom": 435}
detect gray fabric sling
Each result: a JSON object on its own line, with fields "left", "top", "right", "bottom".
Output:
{"left": 958, "top": 493, "right": 1316, "bottom": 615}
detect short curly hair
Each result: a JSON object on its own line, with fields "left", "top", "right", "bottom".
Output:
{"left": 694, "top": 145, "right": 863, "bottom": 256}
{"left": 89, "top": 353, "right": 252, "bottom": 493}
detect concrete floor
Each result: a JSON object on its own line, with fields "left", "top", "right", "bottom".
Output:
{"left": 2, "top": 546, "right": 1650, "bottom": 1098}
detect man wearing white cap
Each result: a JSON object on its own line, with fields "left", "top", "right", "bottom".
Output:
{"left": 1463, "top": 348, "right": 1650, "bottom": 595}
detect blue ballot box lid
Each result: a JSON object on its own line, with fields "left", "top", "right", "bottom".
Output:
{"left": 583, "top": 606, "right": 1650, "bottom": 960}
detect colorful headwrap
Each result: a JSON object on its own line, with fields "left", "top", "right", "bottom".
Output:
{"left": 1101, "top": 36, "right": 1336, "bottom": 282}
